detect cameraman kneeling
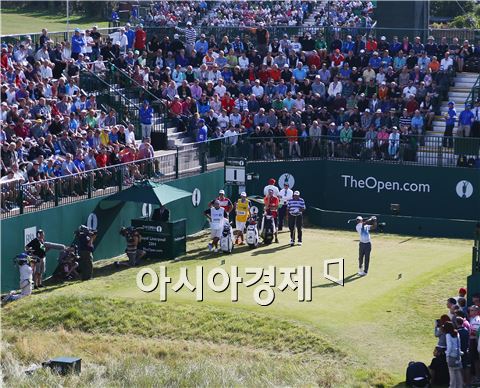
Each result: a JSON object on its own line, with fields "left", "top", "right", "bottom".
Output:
{"left": 118, "top": 227, "right": 146, "bottom": 267}
{"left": 4, "top": 254, "right": 34, "bottom": 302}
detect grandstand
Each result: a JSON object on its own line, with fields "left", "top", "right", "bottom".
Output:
{"left": 1, "top": 1, "right": 480, "bottom": 387}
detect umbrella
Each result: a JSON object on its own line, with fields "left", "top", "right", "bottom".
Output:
{"left": 105, "top": 180, "right": 191, "bottom": 206}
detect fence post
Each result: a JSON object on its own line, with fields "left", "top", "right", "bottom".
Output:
{"left": 175, "top": 146, "right": 179, "bottom": 179}
{"left": 87, "top": 173, "right": 92, "bottom": 199}
{"left": 19, "top": 185, "right": 24, "bottom": 214}
{"left": 118, "top": 167, "right": 123, "bottom": 191}
{"left": 54, "top": 180, "right": 59, "bottom": 207}
{"left": 437, "top": 140, "right": 443, "bottom": 167}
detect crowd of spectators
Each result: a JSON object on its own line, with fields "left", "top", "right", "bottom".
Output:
{"left": 134, "top": 26, "right": 479, "bottom": 161}
{"left": 0, "top": 26, "right": 161, "bottom": 213}
{"left": 203, "top": 1, "right": 315, "bottom": 27}
{"left": 410, "top": 290, "right": 480, "bottom": 387}
{"left": 142, "top": 1, "right": 209, "bottom": 27}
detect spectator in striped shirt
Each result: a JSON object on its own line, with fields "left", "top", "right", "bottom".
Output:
{"left": 287, "top": 190, "right": 305, "bottom": 246}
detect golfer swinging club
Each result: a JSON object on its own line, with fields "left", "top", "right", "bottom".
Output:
{"left": 355, "top": 215, "right": 377, "bottom": 276}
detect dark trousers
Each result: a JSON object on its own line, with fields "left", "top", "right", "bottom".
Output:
{"left": 288, "top": 214, "right": 303, "bottom": 242}
{"left": 443, "top": 124, "right": 454, "bottom": 148}
{"left": 278, "top": 206, "right": 287, "bottom": 231}
{"left": 358, "top": 242, "right": 372, "bottom": 273}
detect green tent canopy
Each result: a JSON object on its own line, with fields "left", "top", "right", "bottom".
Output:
{"left": 105, "top": 180, "right": 191, "bottom": 206}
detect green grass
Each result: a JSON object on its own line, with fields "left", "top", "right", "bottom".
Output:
{"left": 0, "top": 8, "right": 108, "bottom": 36}
{"left": 1, "top": 229, "right": 471, "bottom": 387}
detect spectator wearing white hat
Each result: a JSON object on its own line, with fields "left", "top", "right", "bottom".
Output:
{"left": 287, "top": 190, "right": 305, "bottom": 246}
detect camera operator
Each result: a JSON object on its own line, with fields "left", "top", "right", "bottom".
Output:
{"left": 76, "top": 225, "right": 96, "bottom": 280}
{"left": 25, "top": 229, "right": 47, "bottom": 288}
{"left": 118, "top": 227, "right": 146, "bottom": 267}
{"left": 3, "top": 253, "right": 34, "bottom": 303}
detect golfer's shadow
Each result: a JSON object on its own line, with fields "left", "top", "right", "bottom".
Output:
{"left": 312, "top": 273, "right": 361, "bottom": 288}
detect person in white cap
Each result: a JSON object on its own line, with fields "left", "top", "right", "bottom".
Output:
{"left": 355, "top": 215, "right": 377, "bottom": 276}
{"left": 287, "top": 190, "right": 305, "bottom": 246}
{"left": 234, "top": 192, "right": 250, "bottom": 245}
{"left": 210, "top": 189, "right": 233, "bottom": 213}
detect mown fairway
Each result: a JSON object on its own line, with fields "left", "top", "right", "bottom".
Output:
{"left": 2, "top": 229, "right": 471, "bottom": 387}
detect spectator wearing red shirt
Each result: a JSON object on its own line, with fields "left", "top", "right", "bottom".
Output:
{"left": 1, "top": 47, "right": 9, "bottom": 69}
{"left": 133, "top": 25, "right": 147, "bottom": 52}
{"left": 169, "top": 95, "right": 183, "bottom": 117}
{"left": 96, "top": 148, "right": 109, "bottom": 168}
{"left": 221, "top": 93, "right": 235, "bottom": 113}
{"left": 14, "top": 118, "right": 29, "bottom": 139}
{"left": 366, "top": 37, "right": 378, "bottom": 54}
{"left": 258, "top": 65, "right": 270, "bottom": 84}
{"left": 119, "top": 145, "right": 136, "bottom": 163}
{"left": 268, "top": 64, "right": 281, "bottom": 82}
{"left": 330, "top": 49, "right": 345, "bottom": 68}
{"left": 307, "top": 51, "right": 321, "bottom": 68}
{"left": 406, "top": 95, "right": 419, "bottom": 115}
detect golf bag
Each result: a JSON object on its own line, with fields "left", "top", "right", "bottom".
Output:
{"left": 220, "top": 220, "right": 234, "bottom": 253}
{"left": 245, "top": 217, "right": 259, "bottom": 248}
{"left": 261, "top": 213, "right": 276, "bottom": 245}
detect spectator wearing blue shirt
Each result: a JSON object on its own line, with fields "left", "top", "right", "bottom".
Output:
{"left": 196, "top": 119, "right": 208, "bottom": 142}
{"left": 411, "top": 109, "right": 425, "bottom": 146}
{"left": 110, "top": 9, "right": 120, "bottom": 27}
{"left": 443, "top": 101, "right": 456, "bottom": 148}
{"left": 457, "top": 104, "right": 474, "bottom": 138}
{"left": 194, "top": 34, "right": 209, "bottom": 56}
{"left": 124, "top": 24, "right": 135, "bottom": 49}
{"left": 368, "top": 52, "right": 382, "bottom": 70}
{"left": 292, "top": 62, "right": 307, "bottom": 82}
{"left": 197, "top": 96, "right": 211, "bottom": 116}
{"left": 71, "top": 29, "right": 85, "bottom": 60}
{"left": 389, "top": 36, "right": 402, "bottom": 55}
{"left": 109, "top": 127, "right": 119, "bottom": 144}
{"left": 139, "top": 100, "right": 153, "bottom": 139}
{"left": 341, "top": 36, "right": 355, "bottom": 54}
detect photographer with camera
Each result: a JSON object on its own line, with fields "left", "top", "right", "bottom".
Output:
{"left": 75, "top": 225, "right": 96, "bottom": 280}
{"left": 3, "top": 253, "right": 34, "bottom": 303}
{"left": 25, "top": 229, "right": 47, "bottom": 288}
{"left": 117, "top": 227, "right": 146, "bottom": 267}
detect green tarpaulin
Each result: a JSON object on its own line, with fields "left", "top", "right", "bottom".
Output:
{"left": 105, "top": 180, "right": 191, "bottom": 205}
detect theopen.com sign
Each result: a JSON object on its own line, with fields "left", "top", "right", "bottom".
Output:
{"left": 341, "top": 175, "right": 431, "bottom": 193}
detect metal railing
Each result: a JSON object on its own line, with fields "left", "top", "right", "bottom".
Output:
{"left": 466, "top": 74, "right": 480, "bottom": 108}
{"left": 243, "top": 134, "right": 480, "bottom": 167}
{"left": 79, "top": 69, "right": 143, "bottom": 139}
{"left": 2, "top": 134, "right": 478, "bottom": 219}
{"left": 0, "top": 136, "right": 239, "bottom": 219}
{"left": 104, "top": 63, "right": 168, "bottom": 135}
{"left": 3, "top": 25, "right": 477, "bottom": 54}
{"left": 79, "top": 68, "right": 169, "bottom": 142}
